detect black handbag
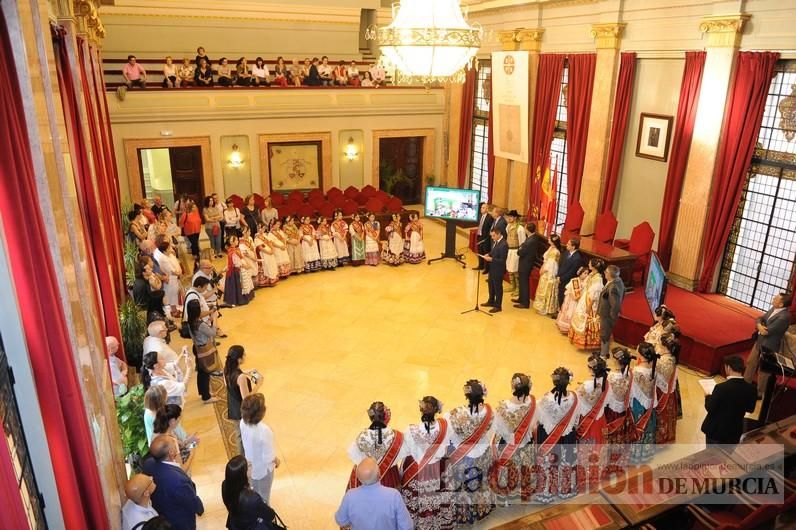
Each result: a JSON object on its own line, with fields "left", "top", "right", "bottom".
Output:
{"left": 179, "top": 292, "right": 201, "bottom": 338}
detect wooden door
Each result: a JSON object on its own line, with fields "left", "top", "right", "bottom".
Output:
{"left": 169, "top": 146, "right": 204, "bottom": 203}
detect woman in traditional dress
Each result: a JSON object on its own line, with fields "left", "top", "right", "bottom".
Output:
{"left": 533, "top": 234, "right": 562, "bottom": 315}
{"left": 154, "top": 237, "right": 183, "bottom": 310}
{"left": 491, "top": 373, "right": 538, "bottom": 506}
{"left": 568, "top": 258, "right": 606, "bottom": 350}
{"left": 282, "top": 216, "right": 304, "bottom": 274}
{"left": 444, "top": 379, "right": 495, "bottom": 524}
{"left": 260, "top": 196, "right": 279, "bottom": 228}
{"left": 315, "top": 216, "right": 338, "bottom": 270}
{"left": 504, "top": 210, "right": 527, "bottom": 298}
{"left": 238, "top": 225, "right": 257, "bottom": 297}
{"left": 602, "top": 347, "right": 635, "bottom": 475}
{"left": 534, "top": 367, "right": 579, "bottom": 504}
{"left": 382, "top": 213, "right": 404, "bottom": 266}
{"left": 644, "top": 305, "right": 676, "bottom": 347}
{"left": 331, "top": 209, "right": 350, "bottom": 266}
{"left": 299, "top": 216, "right": 321, "bottom": 272}
{"left": 655, "top": 333, "right": 680, "bottom": 445}
{"left": 364, "top": 212, "right": 381, "bottom": 266}
{"left": 266, "top": 219, "right": 291, "bottom": 279}
{"left": 629, "top": 342, "right": 659, "bottom": 463}
{"left": 402, "top": 212, "right": 426, "bottom": 264}
{"left": 576, "top": 353, "right": 610, "bottom": 492}
{"left": 254, "top": 224, "right": 279, "bottom": 287}
{"left": 349, "top": 213, "right": 366, "bottom": 266}
{"left": 556, "top": 267, "right": 588, "bottom": 334}
{"left": 347, "top": 402, "right": 407, "bottom": 490}
{"left": 400, "top": 397, "right": 454, "bottom": 530}
{"left": 223, "top": 235, "right": 248, "bottom": 307}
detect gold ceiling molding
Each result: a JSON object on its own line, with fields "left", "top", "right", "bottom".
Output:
{"left": 102, "top": 12, "right": 358, "bottom": 26}
{"left": 74, "top": 0, "right": 106, "bottom": 44}
{"left": 497, "top": 28, "right": 544, "bottom": 52}
{"left": 698, "top": 13, "right": 750, "bottom": 48}
{"left": 590, "top": 23, "right": 626, "bottom": 50}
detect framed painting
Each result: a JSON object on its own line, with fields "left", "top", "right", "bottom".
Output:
{"left": 267, "top": 140, "right": 323, "bottom": 192}
{"left": 635, "top": 113, "right": 673, "bottom": 162}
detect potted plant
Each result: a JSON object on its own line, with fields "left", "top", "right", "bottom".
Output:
{"left": 123, "top": 240, "right": 139, "bottom": 290}
{"left": 426, "top": 174, "right": 435, "bottom": 187}
{"left": 119, "top": 297, "right": 146, "bottom": 368}
{"left": 116, "top": 384, "right": 148, "bottom": 474}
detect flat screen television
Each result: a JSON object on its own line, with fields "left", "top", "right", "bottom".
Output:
{"left": 424, "top": 186, "right": 481, "bottom": 222}
{"left": 644, "top": 251, "right": 668, "bottom": 318}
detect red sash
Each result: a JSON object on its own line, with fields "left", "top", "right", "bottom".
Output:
{"left": 348, "top": 430, "right": 405, "bottom": 489}
{"left": 494, "top": 398, "right": 536, "bottom": 466}
{"left": 655, "top": 367, "right": 677, "bottom": 413}
{"left": 401, "top": 419, "right": 448, "bottom": 487}
{"left": 603, "top": 370, "right": 633, "bottom": 436}
{"left": 576, "top": 385, "right": 609, "bottom": 439}
{"left": 448, "top": 405, "right": 494, "bottom": 467}
{"left": 539, "top": 394, "right": 579, "bottom": 456}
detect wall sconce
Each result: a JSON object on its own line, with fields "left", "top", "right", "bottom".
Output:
{"left": 344, "top": 137, "right": 359, "bottom": 161}
{"left": 228, "top": 144, "right": 244, "bottom": 168}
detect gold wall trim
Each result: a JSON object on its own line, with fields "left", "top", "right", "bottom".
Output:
{"left": 102, "top": 12, "right": 359, "bottom": 26}
{"left": 371, "top": 129, "right": 435, "bottom": 192}
{"left": 123, "top": 136, "right": 214, "bottom": 200}
{"left": 699, "top": 13, "right": 750, "bottom": 48}
{"left": 258, "top": 132, "right": 333, "bottom": 195}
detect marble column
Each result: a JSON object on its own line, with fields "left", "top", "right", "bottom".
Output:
{"left": 578, "top": 23, "right": 625, "bottom": 233}
{"left": 668, "top": 14, "right": 749, "bottom": 290}
{"left": 445, "top": 81, "right": 464, "bottom": 186}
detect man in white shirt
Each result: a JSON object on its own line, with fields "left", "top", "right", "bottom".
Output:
{"left": 318, "top": 55, "right": 334, "bottom": 86}
{"left": 143, "top": 321, "right": 179, "bottom": 364}
{"left": 121, "top": 474, "right": 158, "bottom": 530}
{"left": 106, "top": 336, "right": 128, "bottom": 397}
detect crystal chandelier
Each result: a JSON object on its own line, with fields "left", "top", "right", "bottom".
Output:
{"left": 366, "top": 0, "right": 482, "bottom": 84}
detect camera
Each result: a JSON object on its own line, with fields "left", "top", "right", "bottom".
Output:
{"left": 250, "top": 369, "right": 262, "bottom": 384}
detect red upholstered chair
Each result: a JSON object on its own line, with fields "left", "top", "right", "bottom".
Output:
{"left": 354, "top": 192, "right": 369, "bottom": 206}
{"left": 270, "top": 193, "right": 285, "bottom": 207}
{"left": 361, "top": 186, "right": 377, "bottom": 198}
{"left": 615, "top": 221, "right": 655, "bottom": 283}
{"left": 288, "top": 190, "right": 305, "bottom": 204}
{"left": 307, "top": 188, "right": 324, "bottom": 201}
{"left": 560, "top": 201, "right": 584, "bottom": 240}
{"left": 227, "top": 194, "right": 245, "bottom": 209}
{"left": 318, "top": 202, "right": 335, "bottom": 218}
{"left": 280, "top": 201, "right": 298, "bottom": 217}
{"left": 252, "top": 193, "right": 266, "bottom": 210}
{"left": 386, "top": 197, "right": 403, "bottom": 213}
{"left": 362, "top": 184, "right": 377, "bottom": 194}
{"left": 366, "top": 197, "right": 384, "bottom": 213}
{"left": 327, "top": 186, "right": 343, "bottom": 198}
{"left": 375, "top": 189, "right": 390, "bottom": 203}
{"left": 297, "top": 203, "right": 316, "bottom": 219}
{"left": 583, "top": 211, "right": 618, "bottom": 244}
{"left": 342, "top": 200, "right": 359, "bottom": 216}
{"left": 309, "top": 194, "right": 325, "bottom": 209}
{"left": 330, "top": 193, "right": 347, "bottom": 208}
{"left": 344, "top": 186, "right": 359, "bottom": 199}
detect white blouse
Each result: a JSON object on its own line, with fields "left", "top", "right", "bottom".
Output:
{"left": 252, "top": 65, "right": 269, "bottom": 79}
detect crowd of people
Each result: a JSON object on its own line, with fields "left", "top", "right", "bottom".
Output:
{"left": 122, "top": 47, "right": 388, "bottom": 89}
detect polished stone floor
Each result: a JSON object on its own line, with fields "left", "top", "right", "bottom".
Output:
{"left": 174, "top": 218, "right": 711, "bottom": 530}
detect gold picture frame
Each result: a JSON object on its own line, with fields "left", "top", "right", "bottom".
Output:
{"left": 635, "top": 113, "right": 673, "bottom": 162}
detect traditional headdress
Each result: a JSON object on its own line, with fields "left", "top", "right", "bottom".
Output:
{"left": 660, "top": 332, "right": 681, "bottom": 363}
{"left": 419, "top": 396, "right": 443, "bottom": 433}
{"left": 612, "top": 346, "right": 636, "bottom": 376}
{"left": 463, "top": 379, "right": 487, "bottom": 415}
{"left": 511, "top": 373, "right": 531, "bottom": 399}
{"left": 367, "top": 401, "right": 391, "bottom": 445}
{"left": 637, "top": 341, "right": 661, "bottom": 378}
{"left": 587, "top": 352, "right": 610, "bottom": 391}
{"left": 551, "top": 367, "right": 573, "bottom": 404}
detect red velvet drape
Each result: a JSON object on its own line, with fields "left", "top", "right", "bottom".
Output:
{"left": 529, "top": 54, "right": 565, "bottom": 214}
{"left": 457, "top": 68, "right": 477, "bottom": 188}
{"left": 600, "top": 52, "right": 636, "bottom": 213}
{"left": 657, "top": 51, "right": 706, "bottom": 269}
{"left": 487, "top": 71, "right": 495, "bottom": 203}
{"left": 0, "top": 14, "right": 109, "bottom": 530}
{"left": 565, "top": 53, "right": 596, "bottom": 206}
{"left": 698, "top": 51, "right": 780, "bottom": 292}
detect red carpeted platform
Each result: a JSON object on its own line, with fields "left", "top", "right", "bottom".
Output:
{"left": 614, "top": 285, "right": 762, "bottom": 374}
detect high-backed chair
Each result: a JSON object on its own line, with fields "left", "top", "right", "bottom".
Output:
{"left": 270, "top": 193, "right": 285, "bottom": 208}
{"left": 386, "top": 197, "right": 403, "bottom": 213}
{"left": 560, "top": 201, "right": 584, "bottom": 240}
{"left": 583, "top": 211, "right": 618, "bottom": 244}
{"left": 297, "top": 203, "right": 316, "bottom": 219}
{"left": 342, "top": 200, "right": 358, "bottom": 216}
{"left": 366, "top": 197, "right": 384, "bottom": 214}
{"left": 614, "top": 221, "right": 655, "bottom": 283}
{"left": 252, "top": 193, "right": 266, "bottom": 210}
{"left": 344, "top": 186, "right": 359, "bottom": 200}
{"left": 354, "top": 192, "right": 369, "bottom": 206}
{"left": 327, "top": 186, "right": 343, "bottom": 198}
{"left": 307, "top": 188, "right": 324, "bottom": 202}
{"left": 227, "top": 194, "right": 244, "bottom": 210}
{"left": 280, "top": 201, "right": 298, "bottom": 217}
{"left": 329, "top": 193, "right": 347, "bottom": 208}
{"left": 375, "top": 189, "right": 390, "bottom": 203}
{"left": 288, "top": 190, "right": 305, "bottom": 204}
{"left": 361, "top": 185, "right": 377, "bottom": 198}
{"left": 318, "top": 202, "right": 335, "bottom": 218}
{"left": 309, "top": 194, "right": 325, "bottom": 210}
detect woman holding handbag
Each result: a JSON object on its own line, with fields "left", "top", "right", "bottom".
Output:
{"left": 186, "top": 299, "right": 220, "bottom": 405}
{"left": 203, "top": 195, "right": 224, "bottom": 258}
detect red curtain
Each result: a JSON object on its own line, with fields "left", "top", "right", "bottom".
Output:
{"left": 600, "top": 52, "right": 636, "bottom": 213}
{"left": 657, "top": 51, "right": 706, "bottom": 269}
{"left": 487, "top": 71, "right": 495, "bottom": 203}
{"left": 698, "top": 51, "right": 780, "bottom": 292}
{"left": 0, "top": 14, "right": 109, "bottom": 530}
{"left": 529, "top": 54, "right": 565, "bottom": 214}
{"left": 457, "top": 68, "right": 477, "bottom": 188}
{"left": 565, "top": 53, "right": 596, "bottom": 206}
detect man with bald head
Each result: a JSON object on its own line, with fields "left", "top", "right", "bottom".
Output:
{"left": 142, "top": 435, "right": 204, "bottom": 530}
{"left": 142, "top": 320, "right": 178, "bottom": 364}
{"left": 106, "top": 336, "right": 128, "bottom": 397}
{"left": 335, "top": 457, "right": 413, "bottom": 530}
{"left": 122, "top": 473, "right": 158, "bottom": 530}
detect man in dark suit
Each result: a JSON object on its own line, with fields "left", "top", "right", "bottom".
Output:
{"left": 744, "top": 292, "right": 792, "bottom": 398}
{"left": 701, "top": 355, "right": 757, "bottom": 446}
{"left": 513, "top": 222, "right": 546, "bottom": 309}
{"left": 474, "top": 202, "right": 494, "bottom": 273}
{"left": 481, "top": 228, "right": 508, "bottom": 313}
{"left": 142, "top": 435, "right": 204, "bottom": 530}
{"left": 491, "top": 206, "right": 507, "bottom": 239}
{"left": 597, "top": 265, "right": 626, "bottom": 357}
{"left": 557, "top": 238, "right": 584, "bottom": 308}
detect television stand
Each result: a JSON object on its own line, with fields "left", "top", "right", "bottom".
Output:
{"left": 428, "top": 219, "right": 466, "bottom": 268}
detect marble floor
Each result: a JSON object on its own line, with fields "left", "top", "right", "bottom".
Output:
{"left": 174, "top": 218, "right": 712, "bottom": 530}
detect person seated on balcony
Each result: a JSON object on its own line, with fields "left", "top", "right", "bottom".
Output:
{"left": 361, "top": 71, "right": 375, "bottom": 87}
{"left": 123, "top": 55, "right": 147, "bottom": 89}
{"left": 162, "top": 56, "right": 178, "bottom": 88}
{"left": 194, "top": 57, "right": 213, "bottom": 87}
{"left": 289, "top": 58, "right": 302, "bottom": 86}
{"left": 251, "top": 57, "right": 270, "bottom": 87}
{"left": 318, "top": 55, "right": 334, "bottom": 86}
{"left": 333, "top": 60, "right": 348, "bottom": 86}
{"left": 347, "top": 60, "right": 361, "bottom": 87}
{"left": 305, "top": 57, "right": 323, "bottom": 86}
{"left": 299, "top": 58, "right": 311, "bottom": 86}
{"left": 217, "top": 57, "right": 234, "bottom": 87}
{"left": 177, "top": 58, "right": 194, "bottom": 87}
{"left": 272, "top": 56, "right": 289, "bottom": 87}
{"left": 194, "top": 46, "right": 211, "bottom": 68}
{"left": 369, "top": 62, "right": 386, "bottom": 87}
{"left": 236, "top": 57, "right": 253, "bottom": 87}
